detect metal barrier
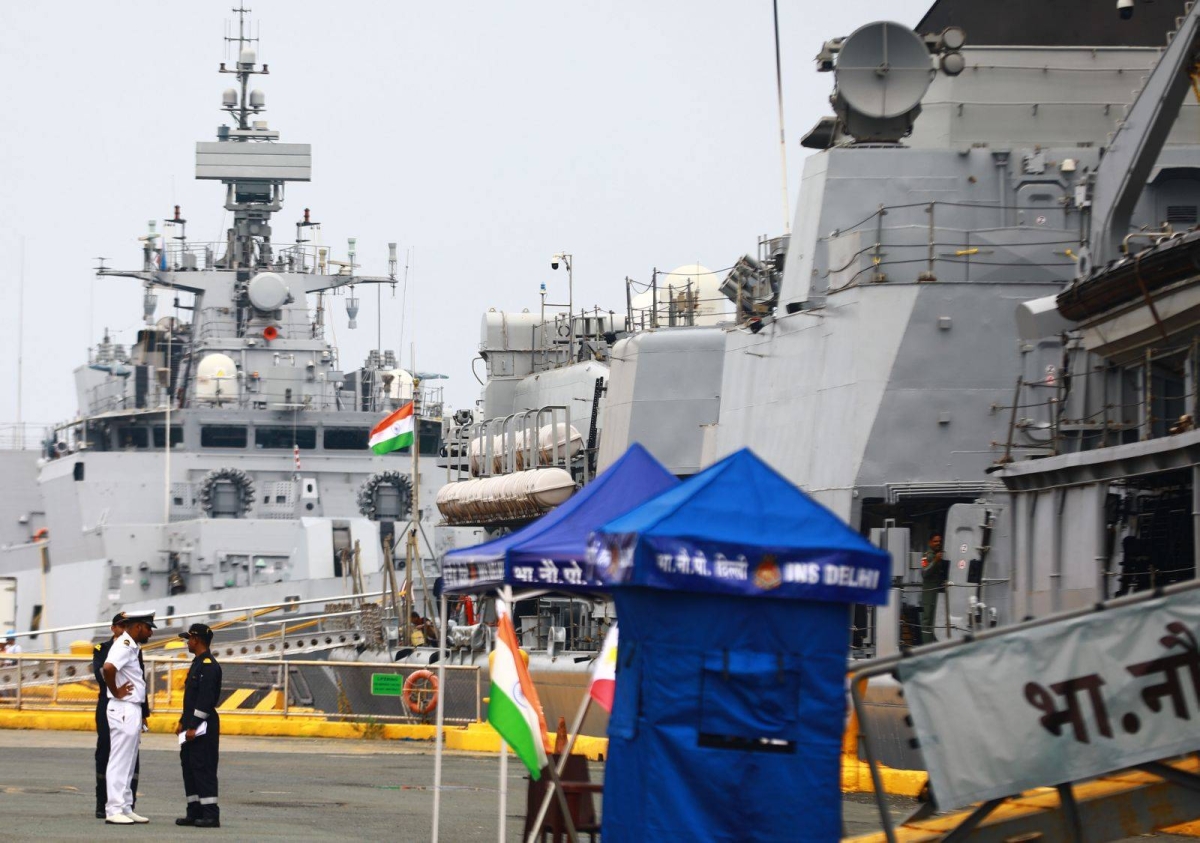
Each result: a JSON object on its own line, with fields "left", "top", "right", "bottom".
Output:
{"left": 0, "top": 654, "right": 482, "bottom": 726}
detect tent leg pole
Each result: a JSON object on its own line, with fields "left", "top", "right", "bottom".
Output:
{"left": 431, "top": 591, "right": 448, "bottom": 842}
{"left": 527, "top": 694, "right": 593, "bottom": 843}
{"left": 850, "top": 673, "right": 897, "bottom": 843}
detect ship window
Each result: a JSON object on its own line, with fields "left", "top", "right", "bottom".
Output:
{"left": 201, "top": 426, "right": 247, "bottom": 448}
{"left": 153, "top": 426, "right": 184, "bottom": 448}
{"left": 118, "top": 428, "right": 149, "bottom": 449}
{"left": 255, "top": 426, "right": 316, "bottom": 449}
{"left": 419, "top": 419, "right": 442, "bottom": 456}
{"left": 324, "top": 428, "right": 369, "bottom": 450}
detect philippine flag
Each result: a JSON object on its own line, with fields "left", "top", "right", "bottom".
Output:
{"left": 588, "top": 623, "right": 618, "bottom": 712}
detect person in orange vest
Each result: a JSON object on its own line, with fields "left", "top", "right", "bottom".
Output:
{"left": 919, "top": 535, "right": 947, "bottom": 644}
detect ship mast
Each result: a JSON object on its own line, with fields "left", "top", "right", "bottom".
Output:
{"left": 223, "top": 3, "right": 260, "bottom": 132}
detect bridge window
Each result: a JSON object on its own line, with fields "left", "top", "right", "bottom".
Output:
{"left": 118, "top": 428, "right": 149, "bottom": 449}
{"left": 200, "top": 426, "right": 247, "bottom": 448}
{"left": 153, "top": 426, "right": 184, "bottom": 448}
{"left": 255, "top": 426, "right": 316, "bottom": 450}
{"left": 324, "top": 428, "right": 369, "bottom": 450}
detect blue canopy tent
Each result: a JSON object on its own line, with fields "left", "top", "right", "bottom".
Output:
{"left": 589, "top": 448, "right": 891, "bottom": 842}
{"left": 442, "top": 442, "right": 680, "bottom": 594}
{"left": 431, "top": 444, "right": 680, "bottom": 840}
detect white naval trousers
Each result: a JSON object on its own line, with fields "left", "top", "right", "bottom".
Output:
{"left": 105, "top": 698, "right": 142, "bottom": 817}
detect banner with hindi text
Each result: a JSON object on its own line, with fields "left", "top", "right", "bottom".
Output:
{"left": 896, "top": 585, "right": 1200, "bottom": 809}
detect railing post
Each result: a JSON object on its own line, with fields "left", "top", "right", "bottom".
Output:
{"left": 15, "top": 655, "right": 22, "bottom": 710}
{"left": 475, "top": 665, "right": 482, "bottom": 723}
{"left": 53, "top": 659, "right": 60, "bottom": 705}
{"left": 281, "top": 658, "right": 290, "bottom": 717}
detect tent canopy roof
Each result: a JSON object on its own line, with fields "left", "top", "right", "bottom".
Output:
{"left": 442, "top": 443, "right": 679, "bottom": 594}
{"left": 591, "top": 448, "right": 892, "bottom": 605}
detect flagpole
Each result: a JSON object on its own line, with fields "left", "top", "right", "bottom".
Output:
{"left": 541, "top": 761, "right": 579, "bottom": 842}
{"left": 404, "top": 342, "right": 419, "bottom": 644}
{"left": 526, "top": 693, "right": 593, "bottom": 843}
{"left": 431, "top": 590, "right": 448, "bottom": 842}
{"left": 498, "top": 736, "right": 508, "bottom": 843}
{"left": 497, "top": 585, "right": 511, "bottom": 843}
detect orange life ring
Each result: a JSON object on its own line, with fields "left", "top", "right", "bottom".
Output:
{"left": 403, "top": 669, "right": 439, "bottom": 715}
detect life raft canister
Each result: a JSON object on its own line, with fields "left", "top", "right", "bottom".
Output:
{"left": 402, "top": 669, "right": 439, "bottom": 715}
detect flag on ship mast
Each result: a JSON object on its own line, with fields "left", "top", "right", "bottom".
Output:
{"left": 369, "top": 401, "right": 415, "bottom": 455}
{"left": 588, "top": 623, "right": 618, "bottom": 713}
{"left": 489, "top": 599, "right": 549, "bottom": 779}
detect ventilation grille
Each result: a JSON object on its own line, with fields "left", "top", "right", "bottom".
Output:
{"left": 169, "top": 482, "right": 198, "bottom": 520}
{"left": 1167, "top": 205, "right": 1198, "bottom": 225}
{"left": 258, "top": 481, "right": 296, "bottom": 519}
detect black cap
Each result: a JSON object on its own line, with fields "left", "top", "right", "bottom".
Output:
{"left": 111, "top": 612, "right": 128, "bottom": 626}
{"left": 179, "top": 623, "right": 214, "bottom": 643}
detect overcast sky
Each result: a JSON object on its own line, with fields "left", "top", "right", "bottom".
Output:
{"left": 0, "top": 0, "right": 930, "bottom": 424}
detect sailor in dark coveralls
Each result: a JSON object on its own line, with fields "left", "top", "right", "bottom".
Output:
{"left": 175, "top": 623, "right": 223, "bottom": 828}
{"left": 92, "top": 612, "right": 146, "bottom": 818}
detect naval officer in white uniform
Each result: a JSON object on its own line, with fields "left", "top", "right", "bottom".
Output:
{"left": 101, "top": 610, "right": 156, "bottom": 824}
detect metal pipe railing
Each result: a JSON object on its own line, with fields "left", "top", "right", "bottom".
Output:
{"left": 0, "top": 653, "right": 482, "bottom": 725}
{"left": 4, "top": 589, "right": 391, "bottom": 645}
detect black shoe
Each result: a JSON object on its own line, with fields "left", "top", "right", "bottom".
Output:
{"left": 175, "top": 817, "right": 196, "bottom": 826}
{"left": 95, "top": 810, "right": 105, "bottom": 819}
{"left": 194, "top": 818, "right": 221, "bottom": 828}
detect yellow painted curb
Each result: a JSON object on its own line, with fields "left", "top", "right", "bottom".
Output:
{"left": 0, "top": 709, "right": 610, "bottom": 759}
{"left": 841, "top": 756, "right": 927, "bottom": 798}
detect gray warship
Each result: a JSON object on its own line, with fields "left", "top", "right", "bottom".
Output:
{"left": 440, "top": 0, "right": 1200, "bottom": 742}
{"left": 0, "top": 9, "right": 477, "bottom": 644}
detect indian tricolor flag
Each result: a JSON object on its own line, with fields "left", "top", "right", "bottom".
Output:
{"left": 489, "top": 600, "right": 549, "bottom": 779}
{"left": 369, "top": 401, "right": 415, "bottom": 455}
{"left": 588, "top": 623, "right": 618, "bottom": 712}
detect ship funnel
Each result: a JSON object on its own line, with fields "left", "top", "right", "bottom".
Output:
{"left": 346, "top": 294, "right": 359, "bottom": 329}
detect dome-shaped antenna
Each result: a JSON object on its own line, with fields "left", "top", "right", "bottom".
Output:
{"left": 222, "top": 88, "right": 238, "bottom": 108}
{"left": 250, "top": 89, "right": 265, "bottom": 109}
{"left": 238, "top": 47, "right": 256, "bottom": 68}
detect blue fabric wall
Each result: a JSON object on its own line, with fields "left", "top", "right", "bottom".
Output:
{"left": 603, "top": 589, "right": 848, "bottom": 842}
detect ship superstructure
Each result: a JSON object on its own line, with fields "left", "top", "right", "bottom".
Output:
{"left": 0, "top": 8, "right": 465, "bottom": 635}
{"left": 451, "top": 0, "right": 1200, "bottom": 659}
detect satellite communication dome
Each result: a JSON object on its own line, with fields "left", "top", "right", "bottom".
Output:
{"left": 382, "top": 368, "right": 416, "bottom": 402}
{"left": 834, "top": 21, "right": 934, "bottom": 143}
{"left": 248, "top": 272, "right": 289, "bottom": 312}
{"left": 630, "top": 263, "right": 729, "bottom": 328}
{"left": 195, "top": 353, "right": 238, "bottom": 402}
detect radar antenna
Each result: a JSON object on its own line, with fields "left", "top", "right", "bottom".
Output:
{"left": 832, "top": 21, "right": 934, "bottom": 144}
{"left": 197, "top": 6, "right": 311, "bottom": 270}
{"left": 221, "top": 3, "right": 265, "bottom": 132}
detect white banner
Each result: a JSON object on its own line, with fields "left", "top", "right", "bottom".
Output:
{"left": 896, "top": 586, "right": 1200, "bottom": 809}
